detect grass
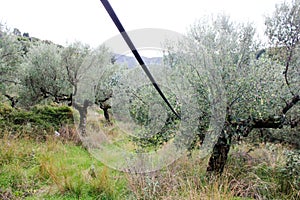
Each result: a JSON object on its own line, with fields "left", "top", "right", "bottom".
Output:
{"left": 1, "top": 130, "right": 299, "bottom": 199}
{"left": 1, "top": 104, "right": 299, "bottom": 199}
{"left": 123, "top": 142, "right": 299, "bottom": 200}
{"left": 0, "top": 132, "right": 130, "bottom": 199}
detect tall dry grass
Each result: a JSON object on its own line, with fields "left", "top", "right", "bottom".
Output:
{"left": 124, "top": 142, "right": 299, "bottom": 200}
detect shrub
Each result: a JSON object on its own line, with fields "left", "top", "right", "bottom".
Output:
{"left": 277, "top": 149, "right": 300, "bottom": 198}
{"left": 0, "top": 103, "right": 73, "bottom": 138}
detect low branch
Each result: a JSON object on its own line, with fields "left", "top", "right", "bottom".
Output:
{"left": 97, "top": 92, "right": 112, "bottom": 104}
{"left": 230, "top": 95, "right": 299, "bottom": 137}
{"left": 0, "top": 78, "right": 19, "bottom": 85}
{"left": 282, "top": 94, "right": 299, "bottom": 114}
{"left": 39, "top": 87, "right": 72, "bottom": 104}
{"left": 251, "top": 116, "right": 285, "bottom": 129}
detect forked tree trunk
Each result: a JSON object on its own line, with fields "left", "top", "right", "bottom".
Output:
{"left": 100, "top": 102, "right": 111, "bottom": 122}
{"left": 73, "top": 100, "right": 92, "bottom": 136}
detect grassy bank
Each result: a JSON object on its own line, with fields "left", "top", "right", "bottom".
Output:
{"left": 1, "top": 133, "right": 299, "bottom": 199}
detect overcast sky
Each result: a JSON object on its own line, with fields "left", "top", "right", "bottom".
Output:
{"left": 0, "top": 0, "right": 288, "bottom": 48}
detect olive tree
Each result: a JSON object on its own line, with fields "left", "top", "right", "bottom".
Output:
{"left": 21, "top": 40, "right": 117, "bottom": 133}
{"left": 167, "top": 11, "right": 299, "bottom": 174}
{"left": 265, "top": 0, "right": 300, "bottom": 96}
{"left": 264, "top": 0, "right": 300, "bottom": 147}
{"left": 21, "top": 42, "right": 71, "bottom": 106}
{"left": 0, "top": 24, "right": 24, "bottom": 107}
{"left": 61, "top": 41, "right": 91, "bottom": 97}
{"left": 71, "top": 45, "right": 117, "bottom": 133}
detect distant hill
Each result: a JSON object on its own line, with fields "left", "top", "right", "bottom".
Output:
{"left": 4, "top": 27, "right": 163, "bottom": 68}
{"left": 114, "top": 54, "right": 163, "bottom": 68}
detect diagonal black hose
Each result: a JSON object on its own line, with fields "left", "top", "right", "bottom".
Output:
{"left": 100, "top": 0, "right": 181, "bottom": 120}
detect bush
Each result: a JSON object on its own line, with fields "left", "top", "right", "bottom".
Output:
{"left": 0, "top": 103, "right": 73, "bottom": 137}
{"left": 277, "top": 149, "right": 300, "bottom": 197}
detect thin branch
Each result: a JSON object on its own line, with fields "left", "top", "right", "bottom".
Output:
{"left": 283, "top": 48, "right": 295, "bottom": 96}
{"left": 282, "top": 94, "right": 299, "bottom": 114}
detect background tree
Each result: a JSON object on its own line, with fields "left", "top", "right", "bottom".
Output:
{"left": 265, "top": 0, "right": 300, "bottom": 96}
{"left": 93, "top": 46, "right": 123, "bottom": 123}
{"left": 66, "top": 44, "right": 118, "bottom": 132}
{"left": 20, "top": 42, "right": 71, "bottom": 106}
{"left": 61, "top": 41, "right": 91, "bottom": 98}
{"left": 263, "top": 0, "right": 300, "bottom": 147}
{"left": 0, "top": 23, "right": 24, "bottom": 107}
{"left": 20, "top": 40, "right": 117, "bottom": 131}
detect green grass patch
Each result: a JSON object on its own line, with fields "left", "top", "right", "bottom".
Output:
{"left": 0, "top": 136, "right": 130, "bottom": 199}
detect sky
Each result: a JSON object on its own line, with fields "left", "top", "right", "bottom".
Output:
{"left": 0, "top": 0, "right": 288, "bottom": 50}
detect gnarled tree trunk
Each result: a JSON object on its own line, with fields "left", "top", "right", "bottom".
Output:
{"left": 207, "top": 130, "right": 231, "bottom": 174}
{"left": 206, "top": 95, "right": 299, "bottom": 174}
{"left": 73, "top": 100, "right": 93, "bottom": 136}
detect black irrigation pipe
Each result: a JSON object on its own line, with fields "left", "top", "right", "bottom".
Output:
{"left": 100, "top": 0, "right": 181, "bottom": 120}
